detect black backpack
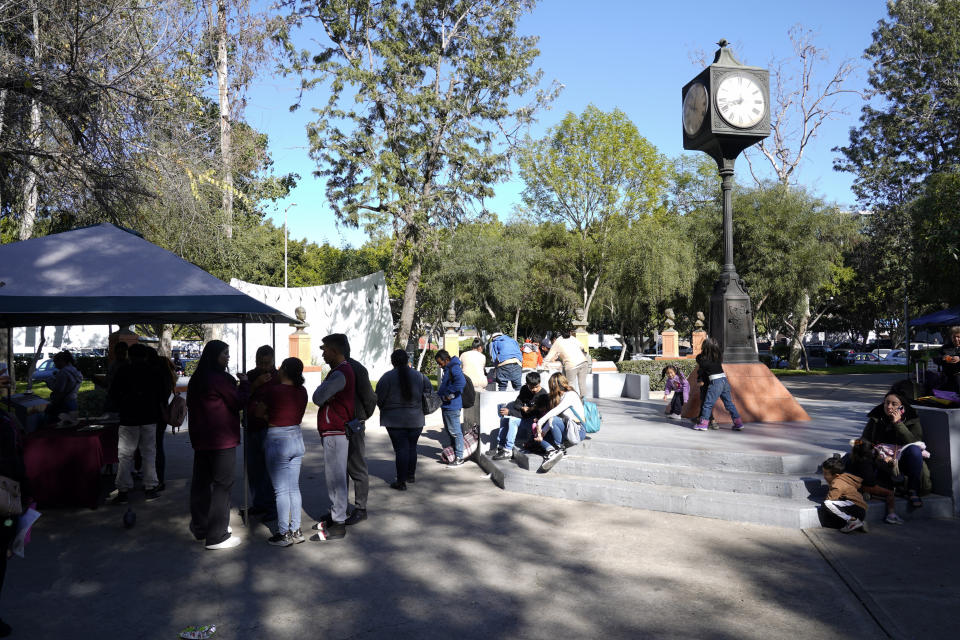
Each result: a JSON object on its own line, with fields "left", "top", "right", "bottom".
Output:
{"left": 460, "top": 376, "right": 476, "bottom": 409}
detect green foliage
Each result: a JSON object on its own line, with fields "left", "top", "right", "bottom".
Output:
{"left": 184, "top": 360, "right": 199, "bottom": 376}
{"left": 616, "top": 359, "right": 697, "bottom": 392}
{"left": 518, "top": 105, "right": 670, "bottom": 322}
{"left": 908, "top": 173, "right": 960, "bottom": 306}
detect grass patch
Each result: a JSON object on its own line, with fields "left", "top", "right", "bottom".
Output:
{"left": 772, "top": 365, "right": 908, "bottom": 376}
{"left": 13, "top": 380, "right": 97, "bottom": 398}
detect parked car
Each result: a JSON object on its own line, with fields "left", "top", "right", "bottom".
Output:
{"left": 883, "top": 349, "right": 908, "bottom": 365}
{"left": 804, "top": 344, "right": 832, "bottom": 368}
{"left": 31, "top": 358, "right": 57, "bottom": 383}
{"left": 871, "top": 348, "right": 893, "bottom": 359}
{"left": 849, "top": 352, "right": 882, "bottom": 365}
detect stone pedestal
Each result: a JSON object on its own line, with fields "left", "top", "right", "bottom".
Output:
{"left": 681, "top": 362, "right": 810, "bottom": 423}
{"left": 691, "top": 330, "right": 707, "bottom": 358}
{"left": 289, "top": 332, "right": 312, "bottom": 365}
{"left": 661, "top": 330, "right": 679, "bottom": 358}
{"left": 443, "top": 330, "right": 461, "bottom": 358}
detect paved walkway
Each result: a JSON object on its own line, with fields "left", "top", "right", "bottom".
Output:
{"left": 4, "top": 373, "right": 955, "bottom": 639}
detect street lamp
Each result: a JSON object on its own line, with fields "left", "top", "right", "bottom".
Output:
{"left": 283, "top": 203, "right": 297, "bottom": 288}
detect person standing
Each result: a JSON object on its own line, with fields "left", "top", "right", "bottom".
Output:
{"left": 310, "top": 334, "right": 355, "bottom": 541}
{"left": 488, "top": 332, "right": 523, "bottom": 391}
{"left": 542, "top": 328, "right": 591, "bottom": 398}
{"left": 109, "top": 344, "right": 167, "bottom": 504}
{"left": 259, "top": 357, "right": 308, "bottom": 547}
{"left": 153, "top": 349, "right": 178, "bottom": 492}
{"left": 339, "top": 334, "right": 377, "bottom": 526}
{"left": 187, "top": 341, "right": 249, "bottom": 550}
{"left": 0, "top": 374, "right": 22, "bottom": 637}
{"left": 377, "top": 349, "right": 431, "bottom": 490}
{"left": 244, "top": 346, "right": 280, "bottom": 521}
{"left": 46, "top": 351, "right": 83, "bottom": 420}
{"left": 694, "top": 338, "right": 744, "bottom": 432}
{"left": 935, "top": 326, "right": 960, "bottom": 392}
{"left": 435, "top": 349, "right": 466, "bottom": 467}
{"left": 460, "top": 338, "right": 488, "bottom": 391}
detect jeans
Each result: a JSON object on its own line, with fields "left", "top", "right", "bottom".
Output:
{"left": 247, "top": 428, "right": 276, "bottom": 513}
{"left": 155, "top": 422, "right": 166, "bottom": 485}
{"left": 386, "top": 427, "right": 422, "bottom": 482}
{"left": 699, "top": 377, "right": 740, "bottom": 422}
{"left": 540, "top": 417, "right": 565, "bottom": 452}
{"left": 322, "top": 435, "right": 349, "bottom": 523}
{"left": 117, "top": 424, "right": 158, "bottom": 491}
{"left": 563, "top": 361, "right": 590, "bottom": 398}
{"left": 346, "top": 425, "right": 369, "bottom": 509}
{"left": 441, "top": 409, "right": 464, "bottom": 459}
{"left": 897, "top": 445, "right": 924, "bottom": 493}
{"left": 495, "top": 363, "right": 522, "bottom": 391}
{"left": 497, "top": 416, "right": 533, "bottom": 451}
{"left": 265, "top": 426, "right": 305, "bottom": 535}
{"left": 190, "top": 447, "right": 236, "bottom": 546}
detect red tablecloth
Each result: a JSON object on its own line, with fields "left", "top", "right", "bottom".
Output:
{"left": 24, "top": 425, "right": 119, "bottom": 509}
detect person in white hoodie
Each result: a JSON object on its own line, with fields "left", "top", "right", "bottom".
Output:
{"left": 533, "top": 373, "right": 586, "bottom": 472}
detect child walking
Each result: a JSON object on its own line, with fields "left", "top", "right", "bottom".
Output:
{"left": 820, "top": 455, "right": 868, "bottom": 533}
{"left": 694, "top": 338, "right": 743, "bottom": 431}
{"left": 661, "top": 366, "right": 689, "bottom": 420}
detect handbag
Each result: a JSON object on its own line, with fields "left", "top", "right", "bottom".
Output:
{"left": 164, "top": 391, "right": 187, "bottom": 428}
{"left": 564, "top": 419, "right": 583, "bottom": 445}
{"left": 422, "top": 389, "right": 442, "bottom": 415}
{"left": 0, "top": 475, "right": 22, "bottom": 517}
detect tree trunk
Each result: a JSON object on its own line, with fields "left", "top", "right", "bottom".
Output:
{"left": 512, "top": 307, "right": 520, "bottom": 340}
{"left": 215, "top": 0, "right": 233, "bottom": 239}
{"left": 582, "top": 274, "right": 601, "bottom": 324}
{"left": 26, "top": 326, "right": 45, "bottom": 393}
{"left": 159, "top": 325, "right": 173, "bottom": 357}
{"left": 617, "top": 320, "right": 627, "bottom": 363}
{"left": 20, "top": 8, "right": 42, "bottom": 241}
{"left": 203, "top": 324, "right": 222, "bottom": 344}
{"left": 788, "top": 290, "right": 812, "bottom": 370}
{"left": 396, "top": 250, "right": 423, "bottom": 349}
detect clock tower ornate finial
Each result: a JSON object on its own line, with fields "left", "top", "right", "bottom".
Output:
{"left": 716, "top": 38, "right": 729, "bottom": 48}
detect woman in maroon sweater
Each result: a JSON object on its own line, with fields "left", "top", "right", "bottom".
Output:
{"left": 258, "top": 357, "right": 308, "bottom": 547}
{"left": 187, "top": 340, "right": 249, "bottom": 550}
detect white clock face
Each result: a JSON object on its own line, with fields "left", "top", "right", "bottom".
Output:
{"left": 682, "top": 82, "right": 708, "bottom": 136}
{"left": 715, "top": 72, "right": 766, "bottom": 128}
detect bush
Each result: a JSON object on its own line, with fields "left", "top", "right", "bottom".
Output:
{"left": 78, "top": 387, "right": 108, "bottom": 415}
{"left": 589, "top": 347, "right": 621, "bottom": 361}
{"left": 73, "top": 355, "right": 107, "bottom": 379}
{"left": 771, "top": 343, "right": 791, "bottom": 359}
{"left": 184, "top": 359, "right": 198, "bottom": 376}
{"left": 616, "top": 359, "right": 697, "bottom": 392}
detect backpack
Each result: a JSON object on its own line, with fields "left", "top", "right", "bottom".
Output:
{"left": 460, "top": 375, "right": 476, "bottom": 409}
{"left": 571, "top": 401, "right": 602, "bottom": 434}
{"left": 164, "top": 391, "right": 187, "bottom": 428}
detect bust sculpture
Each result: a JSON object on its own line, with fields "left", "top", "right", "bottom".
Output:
{"left": 290, "top": 305, "right": 309, "bottom": 332}
{"left": 664, "top": 308, "right": 676, "bottom": 331}
{"left": 695, "top": 311, "right": 705, "bottom": 331}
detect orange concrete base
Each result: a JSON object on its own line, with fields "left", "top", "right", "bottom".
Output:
{"left": 681, "top": 362, "right": 810, "bottom": 423}
{"left": 289, "top": 333, "right": 312, "bottom": 364}
{"left": 661, "top": 330, "right": 679, "bottom": 358}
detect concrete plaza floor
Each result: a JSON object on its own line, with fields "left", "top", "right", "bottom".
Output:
{"left": 3, "top": 372, "right": 954, "bottom": 639}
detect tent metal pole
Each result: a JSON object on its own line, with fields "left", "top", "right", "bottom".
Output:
{"left": 5, "top": 327, "right": 11, "bottom": 402}
{"left": 241, "top": 322, "right": 249, "bottom": 528}
{"left": 271, "top": 322, "right": 276, "bottom": 352}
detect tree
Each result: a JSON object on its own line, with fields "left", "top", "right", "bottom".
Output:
{"left": 517, "top": 106, "right": 670, "bottom": 323}
{"left": 284, "top": 0, "right": 557, "bottom": 348}
{"left": 835, "top": 0, "right": 960, "bottom": 208}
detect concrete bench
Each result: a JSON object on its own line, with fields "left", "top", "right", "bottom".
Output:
{"left": 913, "top": 405, "right": 960, "bottom": 516}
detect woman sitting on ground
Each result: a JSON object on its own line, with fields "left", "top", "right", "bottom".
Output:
{"left": 534, "top": 373, "right": 586, "bottom": 472}
{"left": 861, "top": 391, "right": 932, "bottom": 509}
{"left": 376, "top": 349, "right": 432, "bottom": 491}
{"left": 661, "top": 365, "right": 689, "bottom": 420}
{"left": 257, "top": 357, "right": 307, "bottom": 547}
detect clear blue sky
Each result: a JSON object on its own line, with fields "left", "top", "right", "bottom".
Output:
{"left": 243, "top": 0, "right": 889, "bottom": 249}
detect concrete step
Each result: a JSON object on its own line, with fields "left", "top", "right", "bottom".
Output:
{"left": 477, "top": 454, "right": 953, "bottom": 529}
{"left": 551, "top": 454, "right": 822, "bottom": 499}
{"left": 565, "top": 439, "right": 825, "bottom": 474}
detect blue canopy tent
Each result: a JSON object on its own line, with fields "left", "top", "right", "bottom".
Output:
{"left": 910, "top": 306, "right": 960, "bottom": 328}
{"left": 0, "top": 223, "right": 296, "bottom": 524}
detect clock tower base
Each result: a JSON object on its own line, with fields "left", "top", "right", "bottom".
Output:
{"left": 680, "top": 362, "right": 811, "bottom": 424}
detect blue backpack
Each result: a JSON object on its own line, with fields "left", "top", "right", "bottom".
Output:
{"left": 571, "top": 401, "right": 602, "bottom": 434}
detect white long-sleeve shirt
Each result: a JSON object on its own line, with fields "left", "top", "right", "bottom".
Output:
{"left": 538, "top": 390, "right": 584, "bottom": 426}
{"left": 542, "top": 337, "right": 588, "bottom": 368}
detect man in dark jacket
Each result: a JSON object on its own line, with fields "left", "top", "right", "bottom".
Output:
{"left": 494, "top": 371, "right": 549, "bottom": 459}
{"left": 936, "top": 326, "right": 960, "bottom": 392}
{"left": 243, "top": 345, "right": 279, "bottom": 521}
{"left": 436, "top": 349, "right": 466, "bottom": 467}
{"left": 338, "top": 334, "right": 377, "bottom": 525}
{"left": 109, "top": 344, "right": 167, "bottom": 504}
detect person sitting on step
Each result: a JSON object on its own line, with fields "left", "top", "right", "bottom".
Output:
{"left": 493, "top": 371, "right": 548, "bottom": 460}
{"left": 533, "top": 373, "right": 586, "bottom": 472}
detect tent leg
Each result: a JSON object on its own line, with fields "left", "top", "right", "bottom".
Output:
{"left": 241, "top": 322, "right": 249, "bottom": 528}
{"left": 5, "top": 327, "right": 11, "bottom": 402}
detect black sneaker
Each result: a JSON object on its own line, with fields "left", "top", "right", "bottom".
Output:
{"left": 344, "top": 508, "right": 367, "bottom": 525}
{"left": 311, "top": 521, "right": 346, "bottom": 541}
{"left": 492, "top": 449, "right": 510, "bottom": 461}
{"left": 540, "top": 449, "right": 564, "bottom": 472}
{"left": 145, "top": 488, "right": 160, "bottom": 502}
{"left": 267, "top": 531, "right": 293, "bottom": 547}
{"left": 290, "top": 528, "right": 305, "bottom": 544}
{"left": 389, "top": 481, "right": 407, "bottom": 491}
{"left": 109, "top": 491, "right": 129, "bottom": 505}
{"left": 447, "top": 458, "right": 465, "bottom": 468}
{"left": 406, "top": 476, "right": 416, "bottom": 484}
{"left": 312, "top": 513, "right": 333, "bottom": 529}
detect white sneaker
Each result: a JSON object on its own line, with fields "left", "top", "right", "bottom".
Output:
{"left": 205, "top": 535, "right": 242, "bottom": 550}
{"left": 668, "top": 413, "right": 683, "bottom": 420}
